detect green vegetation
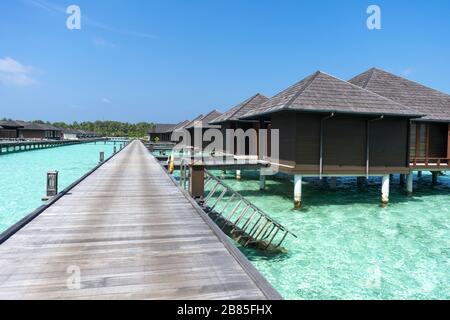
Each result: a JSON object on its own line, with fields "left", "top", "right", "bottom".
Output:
{"left": 51, "top": 121, "right": 154, "bottom": 138}
{"left": 1, "top": 118, "right": 154, "bottom": 138}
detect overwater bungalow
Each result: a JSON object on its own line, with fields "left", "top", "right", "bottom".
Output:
{"left": 185, "top": 110, "right": 223, "bottom": 151}
{"left": 148, "top": 123, "right": 177, "bottom": 142}
{"left": 349, "top": 68, "right": 450, "bottom": 175}
{"left": 169, "top": 114, "right": 203, "bottom": 150}
{"left": 166, "top": 120, "right": 189, "bottom": 141}
{"left": 13, "top": 121, "right": 63, "bottom": 140}
{"left": 0, "top": 120, "right": 23, "bottom": 139}
{"left": 240, "top": 71, "right": 423, "bottom": 207}
{"left": 210, "top": 93, "right": 269, "bottom": 158}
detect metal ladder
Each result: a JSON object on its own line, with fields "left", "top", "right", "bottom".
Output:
{"left": 201, "top": 170, "right": 297, "bottom": 251}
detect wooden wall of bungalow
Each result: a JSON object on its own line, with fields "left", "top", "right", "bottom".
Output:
{"left": 219, "top": 121, "right": 261, "bottom": 155}
{"left": 0, "top": 128, "right": 18, "bottom": 139}
{"left": 149, "top": 132, "right": 172, "bottom": 142}
{"left": 264, "top": 111, "right": 411, "bottom": 175}
{"left": 18, "top": 129, "right": 62, "bottom": 139}
{"left": 410, "top": 122, "right": 450, "bottom": 166}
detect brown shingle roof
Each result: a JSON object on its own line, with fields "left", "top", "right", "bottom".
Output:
{"left": 14, "top": 121, "right": 63, "bottom": 131}
{"left": 186, "top": 110, "right": 223, "bottom": 129}
{"left": 183, "top": 114, "right": 204, "bottom": 130}
{"left": 210, "top": 93, "right": 269, "bottom": 124}
{"left": 349, "top": 68, "right": 450, "bottom": 122}
{"left": 167, "top": 120, "right": 190, "bottom": 132}
{"left": 241, "top": 71, "right": 423, "bottom": 119}
{"left": 0, "top": 120, "right": 24, "bottom": 128}
{"left": 148, "top": 123, "right": 177, "bottom": 134}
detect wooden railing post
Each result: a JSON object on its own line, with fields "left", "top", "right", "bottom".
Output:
{"left": 189, "top": 164, "right": 205, "bottom": 200}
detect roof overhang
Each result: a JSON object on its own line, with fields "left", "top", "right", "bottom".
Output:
{"left": 239, "top": 108, "right": 424, "bottom": 121}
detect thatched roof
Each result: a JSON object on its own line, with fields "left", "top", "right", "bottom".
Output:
{"left": 241, "top": 71, "right": 423, "bottom": 119}
{"left": 349, "top": 68, "right": 450, "bottom": 122}
{"left": 210, "top": 93, "right": 269, "bottom": 124}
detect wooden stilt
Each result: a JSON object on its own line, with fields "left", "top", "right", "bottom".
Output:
{"left": 407, "top": 173, "right": 413, "bottom": 196}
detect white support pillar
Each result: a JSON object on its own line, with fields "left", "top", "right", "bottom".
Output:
{"left": 381, "top": 175, "right": 390, "bottom": 205}
{"left": 330, "top": 177, "right": 337, "bottom": 189}
{"left": 407, "top": 173, "right": 413, "bottom": 196}
{"left": 259, "top": 174, "right": 266, "bottom": 190}
{"left": 294, "top": 175, "right": 303, "bottom": 209}
{"left": 236, "top": 170, "right": 241, "bottom": 181}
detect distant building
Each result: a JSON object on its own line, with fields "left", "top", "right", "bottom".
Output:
{"left": 148, "top": 123, "right": 177, "bottom": 142}
{"left": 0, "top": 120, "right": 23, "bottom": 139}
{"left": 14, "top": 121, "right": 63, "bottom": 140}
{"left": 185, "top": 110, "right": 223, "bottom": 149}
{"left": 63, "top": 129, "right": 81, "bottom": 140}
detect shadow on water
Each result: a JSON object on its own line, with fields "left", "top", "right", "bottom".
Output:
{"left": 237, "top": 243, "right": 292, "bottom": 263}
{"left": 213, "top": 171, "right": 450, "bottom": 208}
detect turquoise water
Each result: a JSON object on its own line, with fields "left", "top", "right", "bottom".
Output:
{"left": 197, "top": 170, "right": 450, "bottom": 300}
{"left": 0, "top": 142, "right": 117, "bottom": 233}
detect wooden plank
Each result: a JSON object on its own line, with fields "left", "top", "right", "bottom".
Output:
{"left": 0, "top": 141, "right": 278, "bottom": 300}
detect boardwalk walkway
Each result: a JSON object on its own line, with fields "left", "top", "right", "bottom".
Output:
{"left": 0, "top": 141, "right": 278, "bottom": 300}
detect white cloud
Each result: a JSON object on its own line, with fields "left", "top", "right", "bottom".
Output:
{"left": 101, "top": 97, "right": 111, "bottom": 104}
{"left": 0, "top": 57, "right": 37, "bottom": 86}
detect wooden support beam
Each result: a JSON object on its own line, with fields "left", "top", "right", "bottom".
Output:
{"left": 407, "top": 173, "right": 413, "bottom": 196}
{"left": 432, "top": 172, "right": 438, "bottom": 185}
{"left": 399, "top": 174, "right": 405, "bottom": 186}
{"left": 189, "top": 164, "right": 205, "bottom": 200}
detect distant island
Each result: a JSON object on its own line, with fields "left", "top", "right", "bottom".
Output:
{"left": 1, "top": 119, "right": 154, "bottom": 138}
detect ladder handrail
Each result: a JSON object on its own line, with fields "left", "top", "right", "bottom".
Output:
{"left": 204, "top": 169, "right": 297, "bottom": 239}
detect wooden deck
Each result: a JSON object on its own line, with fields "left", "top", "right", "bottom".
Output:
{"left": 0, "top": 139, "right": 105, "bottom": 154}
{"left": 0, "top": 140, "right": 279, "bottom": 300}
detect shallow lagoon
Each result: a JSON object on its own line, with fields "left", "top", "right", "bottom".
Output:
{"left": 202, "top": 170, "right": 450, "bottom": 300}
{"left": 0, "top": 142, "right": 116, "bottom": 233}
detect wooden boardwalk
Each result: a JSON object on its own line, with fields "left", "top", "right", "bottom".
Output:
{"left": 0, "top": 141, "right": 279, "bottom": 300}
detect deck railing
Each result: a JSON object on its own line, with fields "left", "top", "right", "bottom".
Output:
{"left": 411, "top": 157, "right": 450, "bottom": 167}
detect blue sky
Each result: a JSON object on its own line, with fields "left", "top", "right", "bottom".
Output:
{"left": 0, "top": 0, "right": 449, "bottom": 123}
